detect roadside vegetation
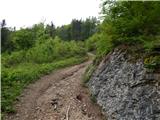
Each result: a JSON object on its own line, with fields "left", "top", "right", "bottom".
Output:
{"left": 1, "top": 17, "right": 99, "bottom": 116}
{"left": 84, "top": 1, "right": 160, "bottom": 84}
{"left": 85, "top": 1, "right": 160, "bottom": 56}
{"left": 2, "top": 56, "right": 87, "bottom": 113}
{"left": 1, "top": 36, "right": 88, "bottom": 114}
{"left": 1, "top": 0, "right": 160, "bottom": 118}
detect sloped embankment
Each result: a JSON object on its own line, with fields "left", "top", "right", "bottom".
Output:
{"left": 88, "top": 48, "right": 160, "bottom": 120}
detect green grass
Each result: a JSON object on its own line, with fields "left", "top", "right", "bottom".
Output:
{"left": 1, "top": 56, "right": 88, "bottom": 115}
{"left": 144, "top": 55, "right": 160, "bottom": 72}
{"left": 83, "top": 64, "right": 96, "bottom": 85}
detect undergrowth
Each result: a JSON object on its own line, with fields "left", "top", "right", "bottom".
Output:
{"left": 1, "top": 56, "right": 87, "bottom": 116}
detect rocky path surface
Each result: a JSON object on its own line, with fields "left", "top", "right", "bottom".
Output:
{"left": 5, "top": 61, "right": 105, "bottom": 120}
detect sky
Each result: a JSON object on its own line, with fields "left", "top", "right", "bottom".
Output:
{"left": 0, "top": 0, "right": 101, "bottom": 29}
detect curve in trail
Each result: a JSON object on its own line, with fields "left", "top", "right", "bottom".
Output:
{"left": 5, "top": 61, "right": 105, "bottom": 120}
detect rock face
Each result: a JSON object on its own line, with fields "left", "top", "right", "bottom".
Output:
{"left": 88, "top": 48, "right": 160, "bottom": 120}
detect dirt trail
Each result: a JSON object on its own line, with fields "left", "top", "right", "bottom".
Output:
{"left": 6, "top": 61, "right": 105, "bottom": 120}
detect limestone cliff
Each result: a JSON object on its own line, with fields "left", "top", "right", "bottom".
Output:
{"left": 88, "top": 48, "right": 160, "bottom": 120}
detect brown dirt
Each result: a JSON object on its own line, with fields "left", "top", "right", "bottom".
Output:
{"left": 5, "top": 61, "right": 105, "bottom": 120}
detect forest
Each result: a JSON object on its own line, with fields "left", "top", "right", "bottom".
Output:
{"left": 1, "top": 1, "right": 160, "bottom": 118}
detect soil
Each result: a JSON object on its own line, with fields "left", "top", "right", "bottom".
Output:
{"left": 5, "top": 61, "right": 105, "bottom": 120}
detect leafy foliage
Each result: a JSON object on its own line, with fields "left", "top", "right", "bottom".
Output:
{"left": 2, "top": 1, "right": 160, "bottom": 117}
{"left": 101, "top": 1, "right": 160, "bottom": 47}
{"left": 85, "top": 33, "right": 99, "bottom": 52}
{"left": 12, "top": 28, "right": 35, "bottom": 49}
{"left": 1, "top": 57, "right": 87, "bottom": 113}
{"left": 1, "top": 20, "right": 14, "bottom": 52}
{"left": 1, "top": 22, "right": 88, "bottom": 116}
{"left": 144, "top": 55, "right": 160, "bottom": 71}
{"left": 83, "top": 1, "right": 160, "bottom": 87}
{"left": 83, "top": 64, "right": 96, "bottom": 85}
{"left": 85, "top": 1, "right": 160, "bottom": 59}
{"left": 2, "top": 37, "right": 86, "bottom": 66}
{"left": 56, "top": 17, "right": 99, "bottom": 41}
{"left": 1, "top": 36, "right": 87, "bottom": 115}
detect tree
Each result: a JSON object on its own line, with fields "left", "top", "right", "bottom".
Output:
{"left": 70, "top": 19, "right": 82, "bottom": 40}
{"left": 46, "top": 18, "right": 99, "bottom": 41}
{"left": 81, "top": 17, "right": 99, "bottom": 40}
{"left": 56, "top": 25, "right": 71, "bottom": 40}
{"left": 1, "top": 19, "right": 14, "bottom": 52}
{"left": 12, "top": 28, "right": 35, "bottom": 50}
{"left": 101, "top": 1, "right": 160, "bottom": 45}
{"left": 45, "top": 22, "right": 56, "bottom": 38}
{"left": 1, "top": 19, "right": 6, "bottom": 28}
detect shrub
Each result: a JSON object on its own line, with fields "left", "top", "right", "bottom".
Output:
{"left": 99, "top": 1, "right": 160, "bottom": 55}
{"left": 96, "top": 33, "right": 112, "bottom": 58}
{"left": 1, "top": 57, "right": 87, "bottom": 114}
{"left": 85, "top": 33, "right": 99, "bottom": 52}
{"left": 143, "top": 36, "right": 160, "bottom": 52}
{"left": 83, "top": 64, "right": 96, "bottom": 85}
{"left": 2, "top": 50, "right": 26, "bottom": 67}
{"left": 1, "top": 35, "right": 87, "bottom": 116}
{"left": 144, "top": 55, "right": 160, "bottom": 71}
{"left": 2, "top": 37, "right": 87, "bottom": 65}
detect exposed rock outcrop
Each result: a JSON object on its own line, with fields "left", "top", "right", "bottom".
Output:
{"left": 88, "top": 48, "right": 160, "bottom": 120}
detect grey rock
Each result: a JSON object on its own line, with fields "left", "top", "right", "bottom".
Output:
{"left": 88, "top": 48, "right": 160, "bottom": 120}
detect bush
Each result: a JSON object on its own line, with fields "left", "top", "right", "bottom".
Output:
{"left": 96, "top": 33, "right": 112, "bottom": 58}
{"left": 85, "top": 33, "right": 99, "bottom": 52}
{"left": 98, "top": 1, "right": 160, "bottom": 55}
{"left": 1, "top": 57, "right": 87, "bottom": 114}
{"left": 143, "top": 36, "right": 160, "bottom": 52}
{"left": 2, "top": 51, "right": 26, "bottom": 67}
{"left": 12, "top": 28, "right": 35, "bottom": 50}
{"left": 26, "top": 38, "right": 86, "bottom": 63}
{"left": 83, "top": 64, "right": 96, "bottom": 85}
{"left": 1, "top": 35, "right": 87, "bottom": 116}
{"left": 2, "top": 37, "right": 87, "bottom": 65}
{"left": 144, "top": 55, "right": 160, "bottom": 71}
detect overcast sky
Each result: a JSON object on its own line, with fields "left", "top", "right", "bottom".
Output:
{"left": 0, "top": 0, "right": 101, "bottom": 29}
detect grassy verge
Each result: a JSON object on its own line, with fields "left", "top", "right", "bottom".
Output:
{"left": 1, "top": 56, "right": 87, "bottom": 115}
{"left": 82, "top": 63, "right": 96, "bottom": 86}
